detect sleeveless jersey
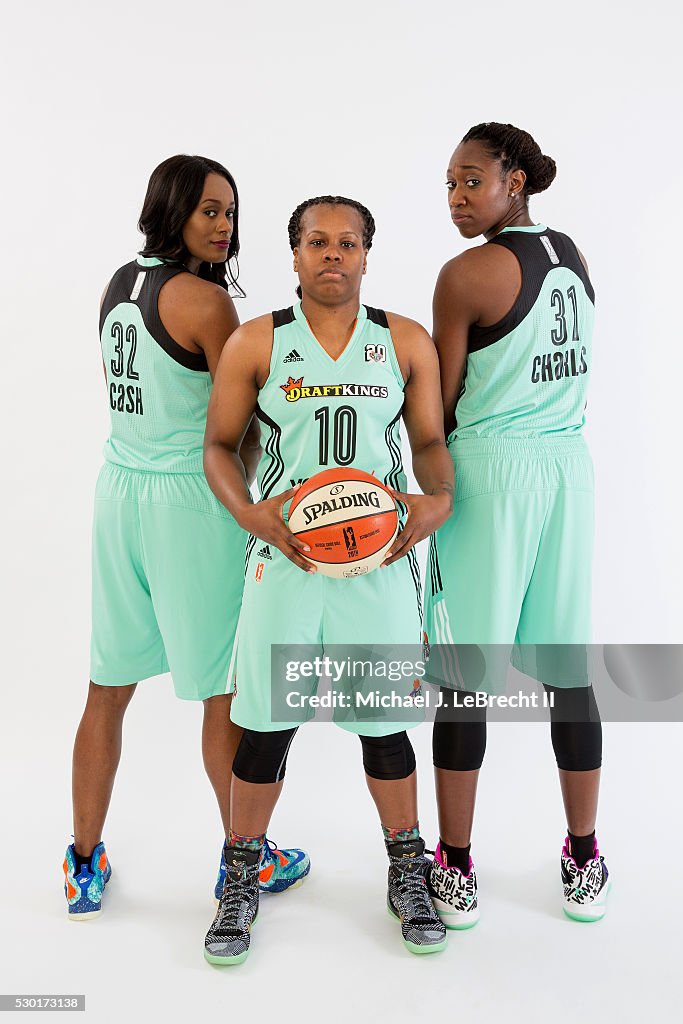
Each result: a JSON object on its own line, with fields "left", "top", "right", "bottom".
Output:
{"left": 453, "top": 225, "right": 595, "bottom": 440}
{"left": 99, "top": 256, "right": 211, "bottom": 473}
{"left": 255, "top": 302, "right": 406, "bottom": 499}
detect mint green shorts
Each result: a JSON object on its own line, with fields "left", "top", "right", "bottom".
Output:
{"left": 229, "top": 538, "right": 424, "bottom": 736}
{"left": 424, "top": 437, "right": 594, "bottom": 686}
{"left": 90, "top": 463, "right": 246, "bottom": 700}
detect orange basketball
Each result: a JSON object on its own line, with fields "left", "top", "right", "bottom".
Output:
{"left": 287, "top": 467, "right": 399, "bottom": 578}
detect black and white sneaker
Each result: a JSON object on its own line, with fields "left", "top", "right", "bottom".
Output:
{"left": 386, "top": 838, "right": 447, "bottom": 954}
{"left": 204, "top": 846, "right": 260, "bottom": 965}
{"left": 561, "top": 836, "right": 610, "bottom": 922}
{"left": 428, "top": 841, "right": 480, "bottom": 929}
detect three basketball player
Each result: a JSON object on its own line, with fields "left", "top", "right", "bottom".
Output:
{"left": 70, "top": 126, "right": 609, "bottom": 956}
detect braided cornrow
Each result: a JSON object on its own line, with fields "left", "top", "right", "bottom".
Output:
{"left": 461, "top": 123, "right": 556, "bottom": 197}
{"left": 288, "top": 195, "right": 375, "bottom": 250}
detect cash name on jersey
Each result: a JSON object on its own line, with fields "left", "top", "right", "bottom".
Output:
{"left": 109, "top": 383, "right": 144, "bottom": 415}
{"left": 280, "top": 376, "right": 389, "bottom": 403}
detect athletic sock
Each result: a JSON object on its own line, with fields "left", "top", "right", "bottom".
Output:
{"left": 228, "top": 830, "right": 266, "bottom": 853}
{"left": 382, "top": 822, "right": 420, "bottom": 845}
{"left": 567, "top": 830, "right": 596, "bottom": 869}
{"left": 73, "top": 844, "right": 97, "bottom": 872}
{"left": 439, "top": 839, "right": 471, "bottom": 875}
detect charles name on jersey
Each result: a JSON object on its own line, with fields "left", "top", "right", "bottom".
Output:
{"left": 280, "top": 376, "right": 389, "bottom": 403}
{"left": 531, "top": 345, "right": 588, "bottom": 384}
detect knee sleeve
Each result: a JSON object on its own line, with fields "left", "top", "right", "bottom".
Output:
{"left": 545, "top": 685, "right": 602, "bottom": 771}
{"left": 432, "top": 689, "right": 487, "bottom": 771}
{"left": 359, "top": 731, "right": 416, "bottom": 780}
{"left": 232, "top": 727, "right": 298, "bottom": 784}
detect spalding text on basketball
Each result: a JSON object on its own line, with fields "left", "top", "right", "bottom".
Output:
{"left": 302, "top": 491, "right": 382, "bottom": 526}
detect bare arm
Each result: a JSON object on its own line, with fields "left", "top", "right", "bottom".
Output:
{"left": 433, "top": 246, "right": 522, "bottom": 437}
{"left": 382, "top": 314, "right": 454, "bottom": 565}
{"left": 185, "top": 287, "right": 262, "bottom": 481}
{"left": 190, "top": 285, "right": 240, "bottom": 380}
{"left": 432, "top": 256, "right": 479, "bottom": 440}
{"left": 239, "top": 414, "right": 262, "bottom": 487}
{"left": 161, "top": 277, "right": 262, "bottom": 480}
{"left": 203, "top": 318, "right": 313, "bottom": 571}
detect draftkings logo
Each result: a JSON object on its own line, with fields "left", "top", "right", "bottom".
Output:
{"left": 280, "top": 376, "right": 389, "bottom": 403}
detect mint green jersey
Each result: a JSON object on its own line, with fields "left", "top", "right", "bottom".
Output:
{"left": 453, "top": 226, "right": 595, "bottom": 440}
{"left": 99, "top": 256, "right": 211, "bottom": 473}
{"left": 255, "top": 302, "right": 407, "bottom": 497}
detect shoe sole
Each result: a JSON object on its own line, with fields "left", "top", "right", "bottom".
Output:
{"left": 563, "top": 881, "right": 611, "bottom": 922}
{"left": 386, "top": 904, "right": 447, "bottom": 954}
{"left": 67, "top": 907, "right": 103, "bottom": 921}
{"left": 431, "top": 896, "right": 480, "bottom": 930}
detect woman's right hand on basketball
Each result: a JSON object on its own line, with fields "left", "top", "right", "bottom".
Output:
{"left": 241, "top": 485, "right": 317, "bottom": 573}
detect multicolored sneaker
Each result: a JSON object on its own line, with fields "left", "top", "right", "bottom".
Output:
{"left": 214, "top": 837, "right": 310, "bottom": 901}
{"left": 386, "top": 838, "right": 447, "bottom": 955}
{"left": 561, "top": 836, "right": 610, "bottom": 922}
{"left": 205, "top": 846, "right": 260, "bottom": 966}
{"left": 428, "top": 841, "right": 480, "bottom": 929}
{"left": 63, "top": 842, "right": 111, "bottom": 921}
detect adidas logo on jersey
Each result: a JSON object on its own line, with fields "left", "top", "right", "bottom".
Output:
{"left": 283, "top": 349, "right": 304, "bottom": 363}
{"left": 257, "top": 545, "right": 272, "bottom": 560}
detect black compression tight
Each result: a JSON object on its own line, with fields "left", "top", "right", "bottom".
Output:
{"left": 232, "top": 726, "right": 416, "bottom": 784}
{"left": 432, "top": 685, "right": 602, "bottom": 773}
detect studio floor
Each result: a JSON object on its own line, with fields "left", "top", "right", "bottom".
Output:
{"left": 1, "top": 681, "right": 677, "bottom": 1023}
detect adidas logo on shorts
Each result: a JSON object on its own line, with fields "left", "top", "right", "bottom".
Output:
{"left": 257, "top": 545, "right": 272, "bottom": 560}
{"left": 283, "top": 349, "right": 304, "bottom": 363}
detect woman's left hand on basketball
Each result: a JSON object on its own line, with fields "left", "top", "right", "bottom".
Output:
{"left": 381, "top": 490, "right": 452, "bottom": 565}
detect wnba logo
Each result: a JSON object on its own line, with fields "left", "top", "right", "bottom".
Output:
{"left": 343, "top": 526, "right": 358, "bottom": 557}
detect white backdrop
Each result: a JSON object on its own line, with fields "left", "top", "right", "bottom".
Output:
{"left": 1, "top": 1, "right": 680, "bottom": 1020}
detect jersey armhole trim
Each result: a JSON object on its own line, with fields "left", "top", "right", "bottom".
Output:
{"left": 364, "top": 305, "right": 389, "bottom": 328}
{"left": 272, "top": 307, "right": 296, "bottom": 328}
{"left": 99, "top": 262, "right": 209, "bottom": 372}
{"left": 371, "top": 307, "right": 406, "bottom": 391}
{"left": 467, "top": 241, "right": 534, "bottom": 352}
{"left": 151, "top": 271, "right": 209, "bottom": 371}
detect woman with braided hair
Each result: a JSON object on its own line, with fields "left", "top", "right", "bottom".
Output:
{"left": 424, "top": 123, "right": 610, "bottom": 927}
{"left": 202, "top": 194, "right": 454, "bottom": 963}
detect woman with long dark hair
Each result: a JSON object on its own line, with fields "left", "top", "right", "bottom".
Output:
{"left": 424, "top": 123, "right": 609, "bottom": 927}
{"left": 64, "top": 155, "right": 308, "bottom": 921}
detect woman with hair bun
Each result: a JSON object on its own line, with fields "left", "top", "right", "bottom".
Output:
{"left": 424, "top": 123, "right": 609, "bottom": 928}
{"left": 64, "top": 155, "right": 308, "bottom": 923}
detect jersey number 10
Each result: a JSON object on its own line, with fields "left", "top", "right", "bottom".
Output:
{"left": 314, "top": 405, "right": 358, "bottom": 466}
